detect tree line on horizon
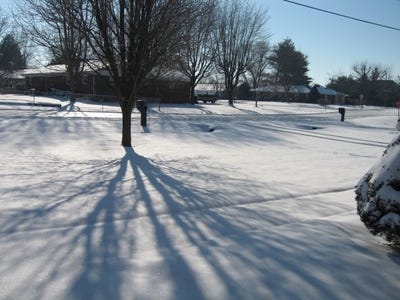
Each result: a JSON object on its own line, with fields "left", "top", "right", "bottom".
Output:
{"left": 0, "top": 1, "right": 398, "bottom": 145}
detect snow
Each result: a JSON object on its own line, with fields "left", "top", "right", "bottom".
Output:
{"left": 0, "top": 94, "right": 400, "bottom": 299}
{"left": 355, "top": 130, "right": 400, "bottom": 242}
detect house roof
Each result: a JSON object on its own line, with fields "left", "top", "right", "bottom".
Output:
{"left": 251, "top": 84, "right": 346, "bottom": 97}
{"left": 155, "top": 69, "right": 189, "bottom": 82}
{"left": 2, "top": 70, "right": 26, "bottom": 79}
{"left": 251, "top": 85, "right": 310, "bottom": 94}
{"left": 23, "top": 64, "right": 189, "bottom": 81}
{"left": 23, "top": 64, "right": 109, "bottom": 76}
{"left": 194, "top": 83, "right": 224, "bottom": 95}
{"left": 23, "top": 65, "right": 67, "bottom": 76}
{"left": 316, "top": 86, "right": 339, "bottom": 96}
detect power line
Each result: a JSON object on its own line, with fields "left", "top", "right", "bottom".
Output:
{"left": 283, "top": 0, "right": 400, "bottom": 32}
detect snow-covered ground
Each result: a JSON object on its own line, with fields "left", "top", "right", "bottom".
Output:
{"left": 0, "top": 94, "right": 399, "bottom": 299}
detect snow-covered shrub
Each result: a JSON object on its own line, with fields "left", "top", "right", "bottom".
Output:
{"left": 355, "top": 134, "right": 400, "bottom": 245}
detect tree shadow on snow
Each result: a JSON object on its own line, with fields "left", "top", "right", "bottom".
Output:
{"left": 3, "top": 144, "right": 400, "bottom": 299}
{"left": 66, "top": 148, "right": 233, "bottom": 299}
{"left": 66, "top": 147, "right": 400, "bottom": 299}
{"left": 65, "top": 147, "right": 283, "bottom": 299}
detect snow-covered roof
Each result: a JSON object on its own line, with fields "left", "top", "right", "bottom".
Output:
{"left": 251, "top": 85, "right": 346, "bottom": 96}
{"left": 316, "top": 86, "right": 339, "bottom": 96}
{"left": 292, "top": 85, "right": 311, "bottom": 93}
{"left": 194, "top": 83, "right": 224, "bottom": 95}
{"left": 23, "top": 65, "right": 67, "bottom": 76}
{"left": 23, "top": 63, "right": 110, "bottom": 76}
{"left": 154, "top": 69, "right": 189, "bottom": 82}
{"left": 251, "top": 85, "right": 310, "bottom": 94}
{"left": 23, "top": 64, "right": 189, "bottom": 81}
{"left": 1, "top": 70, "right": 26, "bottom": 79}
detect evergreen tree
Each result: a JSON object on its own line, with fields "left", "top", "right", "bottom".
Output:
{"left": 356, "top": 135, "right": 400, "bottom": 245}
{"left": 269, "top": 38, "right": 310, "bottom": 97}
{"left": 0, "top": 34, "right": 26, "bottom": 73}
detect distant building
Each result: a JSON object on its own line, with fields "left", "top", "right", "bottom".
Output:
{"left": 251, "top": 84, "right": 346, "bottom": 104}
{"left": 310, "top": 85, "right": 347, "bottom": 105}
{"left": 23, "top": 64, "right": 191, "bottom": 104}
{"left": 194, "top": 83, "right": 225, "bottom": 102}
{"left": 250, "top": 85, "right": 311, "bottom": 102}
{"left": 0, "top": 70, "right": 26, "bottom": 90}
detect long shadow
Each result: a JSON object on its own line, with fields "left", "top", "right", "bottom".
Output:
{"left": 67, "top": 155, "right": 129, "bottom": 299}
{"left": 3, "top": 140, "right": 400, "bottom": 299}
{"left": 119, "top": 148, "right": 346, "bottom": 298}
{"left": 126, "top": 148, "right": 208, "bottom": 299}
{"left": 66, "top": 147, "right": 264, "bottom": 299}
{"left": 121, "top": 149, "right": 346, "bottom": 299}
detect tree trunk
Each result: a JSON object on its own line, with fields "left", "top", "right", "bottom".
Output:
{"left": 227, "top": 87, "right": 234, "bottom": 106}
{"left": 68, "top": 68, "right": 77, "bottom": 105}
{"left": 190, "top": 77, "right": 196, "bottom": 104}
{"left": 228, "top": 97, "right": 234, "bottom": 106}
{"left": 121, "top": 100, "right": 133, "bottom": 147}
{"left": 284, "top": 85, "right": 290, "bottom": 100}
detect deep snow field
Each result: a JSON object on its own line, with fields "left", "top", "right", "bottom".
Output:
{"left": 0, "top": 94, "right": 399, "bottom": 299}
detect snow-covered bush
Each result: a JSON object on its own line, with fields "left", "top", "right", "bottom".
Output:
{"left": 355, "top": 134, "right": 400, "bottom": 245}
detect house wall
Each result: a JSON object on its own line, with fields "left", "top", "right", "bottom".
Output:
{"left": 26, "top": 75, "right": 67, "bottom": 92}
{"left": 76, "top": 74, "right": 114, "bottom": 96}
{"left": 141, "top": 79, "right": 190, "bottom": 103}
{"left": 25, "top": 72, "right": 190, "bottom": 103}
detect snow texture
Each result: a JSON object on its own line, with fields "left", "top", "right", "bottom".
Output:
{"left": 0, "top": 94, "right": 400, "bottom": 299}
{"left": 356, "top": 134, "right": 400, "bottom": 244}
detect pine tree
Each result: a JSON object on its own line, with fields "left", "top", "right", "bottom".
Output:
{"left": 269, "top": 38, "right": 310, "bottom": 97}
{"left": 0, "top": 34, "right": 26, "bottom": 73}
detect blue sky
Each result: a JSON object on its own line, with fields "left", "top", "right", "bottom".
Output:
{"left": 1, "top": 0, "right": 399, "bottom": 85}
{"left": 256, "top": 0, "right": 400, "bottom": 84}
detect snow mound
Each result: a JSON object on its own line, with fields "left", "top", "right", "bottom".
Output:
{"left": 355, "top": 134, "right": 400, "bottom": 245}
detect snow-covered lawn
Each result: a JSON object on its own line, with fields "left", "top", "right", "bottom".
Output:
{"left": 0, "top": 94, "right": 399, "bottom": 299}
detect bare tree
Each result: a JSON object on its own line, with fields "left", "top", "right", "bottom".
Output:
{"left": 0, "top": 7, "right": 8, "bottom": 39}
{"left": 178, "top": 0, "right": 216, "bottom": 103}
{"left": 352, "top": 61, "right": 391, "bottom": 105}
{"left": 81, "top": 0, "right": 189, "bottom": 147}
{"left": 246, "top": 40, "right": 270, "bottom": 90}
{"left": 212, "top": 0, "right": 267, "bottom": 105}
{"left": 15, "top": 0, "right": 89, "bottom": 103}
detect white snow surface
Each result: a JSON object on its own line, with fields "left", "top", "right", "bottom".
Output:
{"left": 1, "top": 94, "right": 400, "bottom": 299}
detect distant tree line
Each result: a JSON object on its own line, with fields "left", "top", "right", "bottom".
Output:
{"left": 327, "top": 62, "right": 399, "bottom": 106}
